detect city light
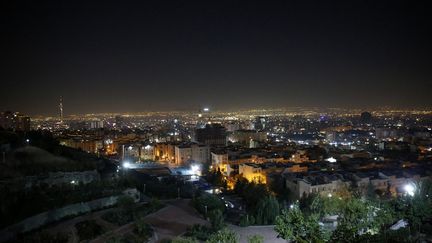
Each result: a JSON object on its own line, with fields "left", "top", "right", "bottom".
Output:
{"left": 122, "top": 161, "right": 131, "bottom": 169}
{"left": 325, "top": 157, "right": 337, "bottom": 163}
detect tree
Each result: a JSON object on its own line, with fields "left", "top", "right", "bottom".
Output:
{"left": 239, "top": 214, "right": 255, "bottom": 227}
{"left": 184, "top": 224, "right": 213, "bottom": 241}
{"left": 206, "top": 228, "right": 238, "bottom": 243}
{"left": 234, "top": 176, "right": 249, "bottom": 195}
{"left": 299, "top": 193, "right": 320, "bottom": 216}
{"left": 269, "top": 175, "right": 294, "bottom": 201}
{"left": 235, "top": 179, "right": 269, "bottom": 210}
{"left": 330, "top": 197, "right": 394, "bottom": 242}
{"left": 209, "top": 209, "right": 225, "bottom": 231}
{"left": 275, "top": 205, "right": 324, "bottom": 243}
{"left": 193, "top": 193, "right": 225, "bottom": 216}
{"left": 207, "top": 169, "right": 226, "bottom": 188}
{"left": 397, "top": 180, "right": 432, "bottom": 234}
{"left": 254, "top": 195, "right": 280, "bottom": 225}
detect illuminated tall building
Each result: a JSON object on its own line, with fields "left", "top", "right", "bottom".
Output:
{"left": 175, "top": 143, "right": 210, "bottom": 165}
{"left": 59, "top": 97, "right": 64, "bottom": 123}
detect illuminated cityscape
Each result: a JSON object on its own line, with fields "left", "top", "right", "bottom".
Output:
{"left": 1, "top": 1, "right": 432, "bottom": 243}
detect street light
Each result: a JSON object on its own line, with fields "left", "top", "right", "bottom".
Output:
{"left": 122, "top": 161, "right": 131, "bottom": 168}
{"left": 404, "top": 184, "right": 415, "bottom": 197}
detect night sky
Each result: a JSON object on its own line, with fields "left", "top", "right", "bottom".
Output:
{"left": 1, "top": 1, "right": 431, "bottom": 115}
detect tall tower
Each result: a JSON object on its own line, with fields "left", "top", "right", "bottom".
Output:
{"left": 59, "top": 97, "right": 63, "bottom": 123}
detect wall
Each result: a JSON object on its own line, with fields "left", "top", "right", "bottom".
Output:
{"left": 0, "top": 188, "right": 140, "bottom": 243}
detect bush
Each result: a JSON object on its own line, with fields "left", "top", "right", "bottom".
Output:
{"left": 193, "top": 193, "right": 224, "bottom": 216}
{"left": 184, "top": 224, "right": 213, "bottom": 241}
{"left": 239, "top": 214, "right": 255, "bottom": 227}
{"left": 206, "top": 228, "right": 238, "bottom": 243}
{"left": 248, "top": 234, "right": 264, "bottom": 243}
{"left": 254, "top": 196, "right": 280, "bottom": 225}
{"left": 209, "top": 209, "right": 225, "bottom": 231}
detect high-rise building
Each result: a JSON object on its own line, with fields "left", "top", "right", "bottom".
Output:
{"left": 194, "top": 123, "right": 227, "bottom": 146}
{"left": 89, "top": 120, "right": 104, "bottom": 129}
{"left": 228, "top": 129, "right": 267, "bottom": 148}
{"left": 59, "top": 97, "right": 64, "bottom": 123}
{"left": 175, "top": 143, "right": 210, "bottom": 165}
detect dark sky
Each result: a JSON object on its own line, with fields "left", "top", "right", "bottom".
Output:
{"left": 1, "top": 1, "right": 431, "bottom": 115}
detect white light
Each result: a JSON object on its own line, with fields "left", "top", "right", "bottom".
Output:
{"left": 290, "top": 204, "right": 294, "bottom": 209}
{"left": 26, "top": 139, "right": 30, "bottom": 143}
{"left": 325, "top": 157, "right": 337, "bottom": 163}
{"left": 191, "top": 164, "right": 200, "bottom": 174}
{"left": 70, "top": 180, "right": 76, "bottom": 184}
{"left": 404, "top": 184, "right": 415, "bottom": 196}
{"left": 328, "top": 193, "right": 333, "bottom": 198}
{"left": 123, "top": 162, "right": 131, "bottom": 168}
{"left": 128, "top": 146, "right": 133, "bottom": 151}
{"left": 203, "top": 108, "right": 209, "bottom": 112}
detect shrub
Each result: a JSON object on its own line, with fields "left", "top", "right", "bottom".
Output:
{"left": 184, "top": 224, "right": 213, "bottom": 241}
